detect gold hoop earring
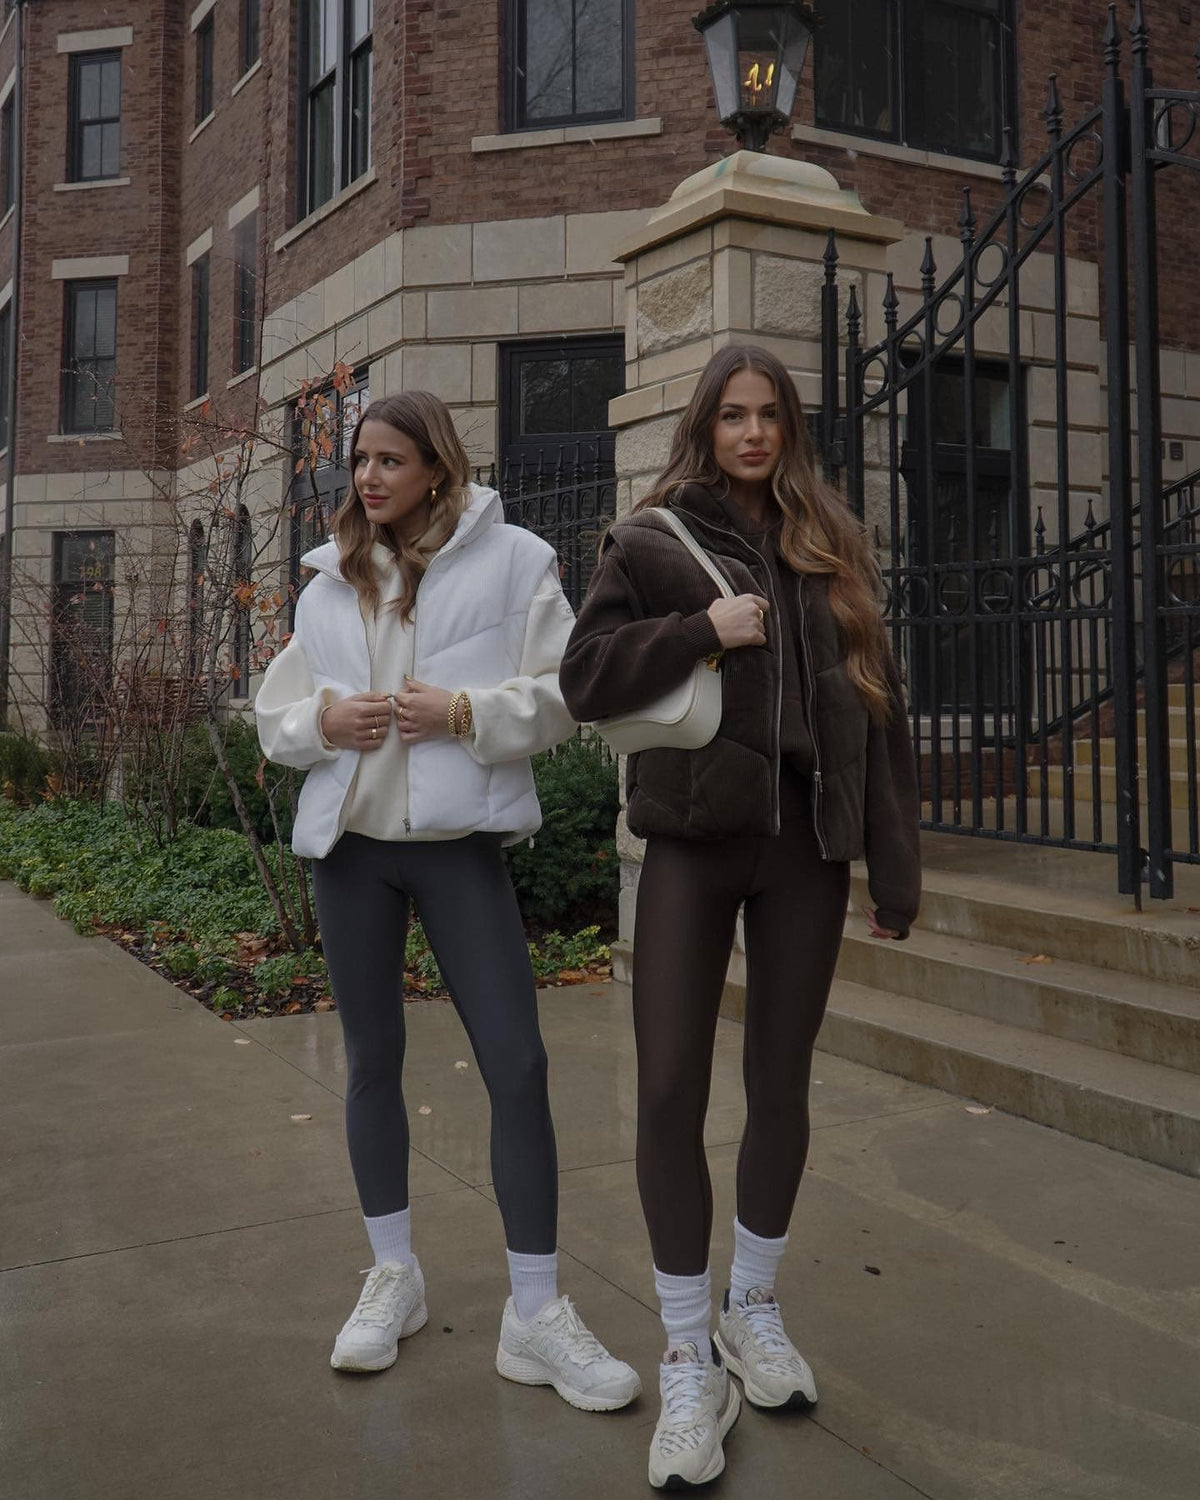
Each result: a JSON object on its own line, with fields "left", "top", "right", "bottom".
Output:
{"left": 430, "top": 485, "right": 438, "bottom": 503}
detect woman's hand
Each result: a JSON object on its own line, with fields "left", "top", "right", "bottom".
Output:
{"left": 393, "top": 677, "right": 455, "bottom": 743}
{"left": 320, "top": 693, "right": 392, "bottom": 751}
{"left": 863, "top": 906, "right": 902, "bottom": 940}
{"left": 707, "top": 593, "right": 770, "bottom": 650}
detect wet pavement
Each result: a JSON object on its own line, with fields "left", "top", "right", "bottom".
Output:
{"left": 2, "top": 879, "right": 1198, "bottom": 1500}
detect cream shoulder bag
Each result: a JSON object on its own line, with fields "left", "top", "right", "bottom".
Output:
{"left": 591, "top": 510, "right": 734, "bottom": 755}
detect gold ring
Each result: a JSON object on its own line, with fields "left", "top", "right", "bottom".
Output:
{"left": 398, "top": 706, "right": 407, "bottom": 720}
{"left": 371, "top": 727, "right": 377, "bottom": 739}
{"left": 757, "top": 609, "right": 764, "bottom": 624}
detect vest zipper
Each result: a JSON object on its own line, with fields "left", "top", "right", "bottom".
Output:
{"left": 797, "top": 577, "right": 830, "bottom": 859}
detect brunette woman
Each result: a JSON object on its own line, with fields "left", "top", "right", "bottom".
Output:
{"left": 560, "top": 345, "right": 919, "bottom": 1486}
{"left": 256, "top": 390, "right": 639, "bottom": 1411}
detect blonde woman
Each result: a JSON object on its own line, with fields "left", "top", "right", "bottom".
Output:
{"left": 561, "top": 346, "right": 919, "bottom": 1487}
{"left": 256, "top": 391, "right": 639, "bottom": 1411}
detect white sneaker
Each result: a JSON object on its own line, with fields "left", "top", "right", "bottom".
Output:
{"left": 714, "top": 1287, "right": 818, "bottom": 1410}
{"left": 648, "top": 1342, "right": 741, "bottom": 1490}
{"left": 330, "top": 1259, "right": 427, "bottom": 1372}
{"left": 496, "top": 1294, "right": 642, "bottom": 1411}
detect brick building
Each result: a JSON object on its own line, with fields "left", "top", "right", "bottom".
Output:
{"left": 1, "top": 0, "right": 1198, "bottom": 730}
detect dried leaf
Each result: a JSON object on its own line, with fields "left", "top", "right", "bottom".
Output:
{"left": 964, "top": 1105, "right": 991, "bottom": 1115}
{"left": 314, "top": 998, "right": 335, "bottom": 1013}
{"left": 864, "top": 1265, "right": 882, "bottom": 1276}
{"left": 233, "top": 1038, "right": 251, "bottom": 1046}
{"left": 1019, "top": 953, "right": 1054, "bottom": 965}
{"left": 557, "top": 969, "right": 588, "bottom": 984}
{"left": 454, "top": 1060, "right": 469, "bottom": 1070}
{"left": 282, "top": 999, "right": 303, "bottom": 1015}
{"left": 290, "top": 1113, "right": 313, "bottom": 1122}
{"left": 418, "top": 1105, "right": 433, "bottom": 1116}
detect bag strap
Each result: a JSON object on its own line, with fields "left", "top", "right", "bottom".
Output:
{"left": 650, "top": 509, "right": 737, "bottom": 600}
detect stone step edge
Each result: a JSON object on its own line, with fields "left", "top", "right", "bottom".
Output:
{"left": 848, "top": 866, "right": 1200, "bottom": 987}
{"left": 819, "top": 981, "right": 1200, "bottom": 1178}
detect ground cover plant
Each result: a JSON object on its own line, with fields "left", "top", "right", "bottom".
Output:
{"left": 0, "top": 755, "right": 616, "bottom": 1020}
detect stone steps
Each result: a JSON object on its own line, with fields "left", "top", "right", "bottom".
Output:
{"left": 816, "top": 862, "right": 1200, "bottom": 1175}
{"left": 819, "top": 981, "right": 1200, "bottom": 1177}
{"left": 1027, "top": 762, "right": 1196, "bottom": 808}
{"left": 1073, "top": 737, "right": 1194, "bottom": 772}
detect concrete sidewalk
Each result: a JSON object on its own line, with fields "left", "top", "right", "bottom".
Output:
{"left": 2, "top": 879, "right": 1198, "bottom": 1500}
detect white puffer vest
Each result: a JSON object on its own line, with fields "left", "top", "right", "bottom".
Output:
{"left": 285, "top": 488, "right": 568, "bottom": 857}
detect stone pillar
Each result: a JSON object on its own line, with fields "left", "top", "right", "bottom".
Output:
{"left": 607, "top": 150, "right": 902, "bottom": 1012}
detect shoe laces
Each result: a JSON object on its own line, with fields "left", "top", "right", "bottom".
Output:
{"left": 541, "top": 1297, "right": 609, "bottom": 1366}
{"left": 352, "top": 1264, "right": 408, "bottom": 1329}
{"left": 740, "top": 1294, "right": 792, "bottom": 1357}
{"left": 661, "top": 1358, "right": 709, "bottom": 1426}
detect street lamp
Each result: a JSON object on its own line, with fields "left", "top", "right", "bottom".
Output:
{"left": 693, "top": 1, "right": 816, "bottom": 153}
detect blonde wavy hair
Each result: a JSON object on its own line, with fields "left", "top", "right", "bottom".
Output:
{"left": 332, "top": 390, "right": 471, "bottom": 621}
{"left": 637, "top": 344, "right": 891, "bottom": 724}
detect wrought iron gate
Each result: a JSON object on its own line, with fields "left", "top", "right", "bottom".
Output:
{"left": 821, "top": 1, "right": 1200, "bottom": 902}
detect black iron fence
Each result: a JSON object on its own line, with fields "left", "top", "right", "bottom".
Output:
{"left": 821, "top": 1, "right": 1200, "bottom": 901}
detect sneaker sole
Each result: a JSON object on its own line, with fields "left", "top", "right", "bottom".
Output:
{"left": 330, "top": 1299, "right": 429, "bottom": 1373}
{"left": 712, "top": 1331, "right": 817, "bottom": 1412}
{"left": 494, "top": 1349, "right": 642, "bottom": 1412}
{"left": 649, "top": 1379, "right": 742, "bottom": 1490}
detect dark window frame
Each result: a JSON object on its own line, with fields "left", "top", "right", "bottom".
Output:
{"left": 1, "top": 95, "right": 14, "bottom": 210}
{"left": 0, "top": 302, "right": 10, "bottom": 451}
{"left": 234, "top": 213, "right": 258, "bottom": 375}
{"left": 504, "top": 0, "right": 636, "bottom": 133}
{"left": 191, "top": 254, "right": 211, "bottom": 401}
{"left": 500, "top": 336, "right": 624, "bottom": 464}
{"left": 813, "top": 0, "right": 1016, "bottom": 164}
{"left": 67, "top": 50, "right": 122, "bottom": 183}
{"left": 187, "top": 519, "right": 207, "bottom": 679}
{"left": 296, "top": 0, "right": 373, "bottom": 221}
{"left": 195, "top": 14, "right": 215, "bottom": 126}
{"left": 240, "top": 0, "right": 261, "bottom": 76}
{"left": 50, "top": 530, "right": 116, "bottom": 728}
{"left": 288, "top": 367, "right": 370, "bottom": 618}
{"left": 232, "top": 506, "right": 253, "bottom": 694}
{"left": 61, "top": 279, "right": 118, "bottom": 435}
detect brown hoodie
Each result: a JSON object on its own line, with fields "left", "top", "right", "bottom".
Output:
{"left": 560, "top": 484, "right": 921, "bottom": 937}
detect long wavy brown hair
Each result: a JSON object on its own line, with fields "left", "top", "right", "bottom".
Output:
{"left": 637, "top": 344, "right": 891, "bottom": 723}
{"left": 332, "top": 390, "right": 471, "bottom": 620}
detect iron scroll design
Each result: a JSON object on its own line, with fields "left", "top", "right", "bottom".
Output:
{"left": 821, "top": 0, "right": 1200, "bottom": 900}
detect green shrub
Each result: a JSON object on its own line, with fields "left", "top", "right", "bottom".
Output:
{"left": 505, "top": 737, "right": 618, "bottom": 929}
{"left": 0, "top": 733, "right": 60, "bottom": 806}
{"left": 179, "top": 717, "right": 295, "bottom": 845}
{"left": 251, "top": 949, "right": 327, "bottom": 998}
{"left": 528, "top": 925, "right": 610, "bottom": 981}
{"left": 211, "top": 987, "right": 242, "bottom": 1013}
{"left": 162, "top": 943, "right": 201, "bottom": 978}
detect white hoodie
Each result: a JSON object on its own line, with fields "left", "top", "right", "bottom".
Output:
{"left": 254, "top": 485, "right": 578, "bottom": 857}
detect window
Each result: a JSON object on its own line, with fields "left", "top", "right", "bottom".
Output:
{"left": 233, "top": 507, "right": 252, "bottom": 691}
{"left": 814, "top": 0, "right": 1014, "bottom": 162}
{"left": 289, "top": 369, "right": 369, "bottom": 612}
{"left": 62, "top": 280, "right": 118, "bottom": 433}
{"left": 298, "top": 0, "right": 373, "bottom": 217}
{"left": 0, "top": 304, "right": 10, "bottom": 450}
{"left": 234, "top": 212, "right": 258, "bottom": 374}
{"left": 51, "top": 532, "right": 115, "bottom": 727}
{"left": 68, "top": 51, "right": 121, "bottom": 182}
{"left": 187, "top": 520, "right": 207, "bottom": 678}
{"left": 240, "top": 0, "right": 261, "bottom": 75}
{"left": 2, "top": 96, "right": 14, "bottom": 210}
{"left": 506, "top": 0, "right": 634, "bottom": 131}
{"left": 195, "top": 14, "right": 214, "bottom": 125}
{"left": 191, "top": 255, "right": 210, "bottom": 400}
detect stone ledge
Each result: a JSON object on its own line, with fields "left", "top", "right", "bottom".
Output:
{"left": 472, "top": 117, "right": 663, "bottom": 153}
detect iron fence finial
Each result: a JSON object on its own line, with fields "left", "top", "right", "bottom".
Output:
{"left": 1045, "top": 74, "right": 1063, "bottom": 139}
{"left": 959, "top": 188, "right": 976, "bottom": 243}
{"left": 1000, "top": 125, "right": 1017, "bottom": 187}
{"left": 883, "top": 272, "right": 899, "bottom": 332}
{"left": 823, "top": 229, "right": 838, "bottom": 282}
{"left": 920, "top": 237, "right": 937, "bottom": 299}
{"left": 1130, "top": 0, "right": 1148, "bottom": 55}
{"left": 1104, "top": 4, "right": 1121, "bottom": 69}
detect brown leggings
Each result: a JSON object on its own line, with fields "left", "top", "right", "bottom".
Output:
{"left": 632, "top": 804, "right": 850, "bottom": 1275}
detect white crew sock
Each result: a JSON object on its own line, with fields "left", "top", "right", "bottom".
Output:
{"left": 655, "top": 1265, "right": 713, "bottom": 1363}
{"left": 507, "top": 1249, "right": 559, "bottom": 1322}
{"left": 729, "top": 1218, "right": 789, "bottom": 1306}
{"left": 364, "top": 1208, "right": 412, "bottom": 1268}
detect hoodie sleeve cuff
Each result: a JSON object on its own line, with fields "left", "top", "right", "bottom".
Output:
{"left": 680, "top": 609, "right": 723, "bottom": 659}
{"left": 873, "top": 909, "right": 911, "bottom": 941}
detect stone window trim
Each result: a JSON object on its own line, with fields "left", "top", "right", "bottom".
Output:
{"left": 228, "top": 365, "right": 258, "bottom": 390}
{"left": 184, "top": 392, "right": 212, "bottom": 412}
{"left": 46, "top": 431, "right": 124, "bottom": 444}
{"left": 0, "top": 68, "right": 15, "bottom": 110}
{"left": 52, "top": 255, "right": 130, "bottom": 280}
{"left": 472, "top": 116, "right": 663, "bottom": 154}
{"left": 0, "top": 204, "right": 12, "bottom": 235}
{"left": 0, "top": 278, "right": 12, "bottom": 310}
{"left": 190, "top": 0, "right": 217, "bottom": 33}
{"left": 274, "top": 165, "right": 377, "bottom": 253}
{"left": 792, "top": 122, "right": 1013, "bottom": 183}
{"left": 228, "top": 186, "right": 260, "bottom": 230}
{"left": 186, "top": 229, "right": 213, "bottom": 268}
{"left": 57, "top": 28, "right": 134, "bottom": 55}
{"left": 189, "top": 112, "right": 215, "bottom": 146}
{"left": 54, "top": 177, "right": 132, "bottom": 194}
{"left": 232, "top": 58, "right": 263, "bottom": 99}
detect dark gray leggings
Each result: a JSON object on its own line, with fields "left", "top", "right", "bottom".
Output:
{"left": 312, "top": 831, "right": 558, "bottom": 1254}
{"left": 633, "top": 803, "right": 850, "bottom": 1275}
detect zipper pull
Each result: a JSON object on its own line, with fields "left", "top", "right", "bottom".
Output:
{"left": 403, "top": 817, "right": 411, "bottom": 835}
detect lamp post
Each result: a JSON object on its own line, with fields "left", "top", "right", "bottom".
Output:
{"left": 693, "top": 0, "right": 816, "bottom": 153}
